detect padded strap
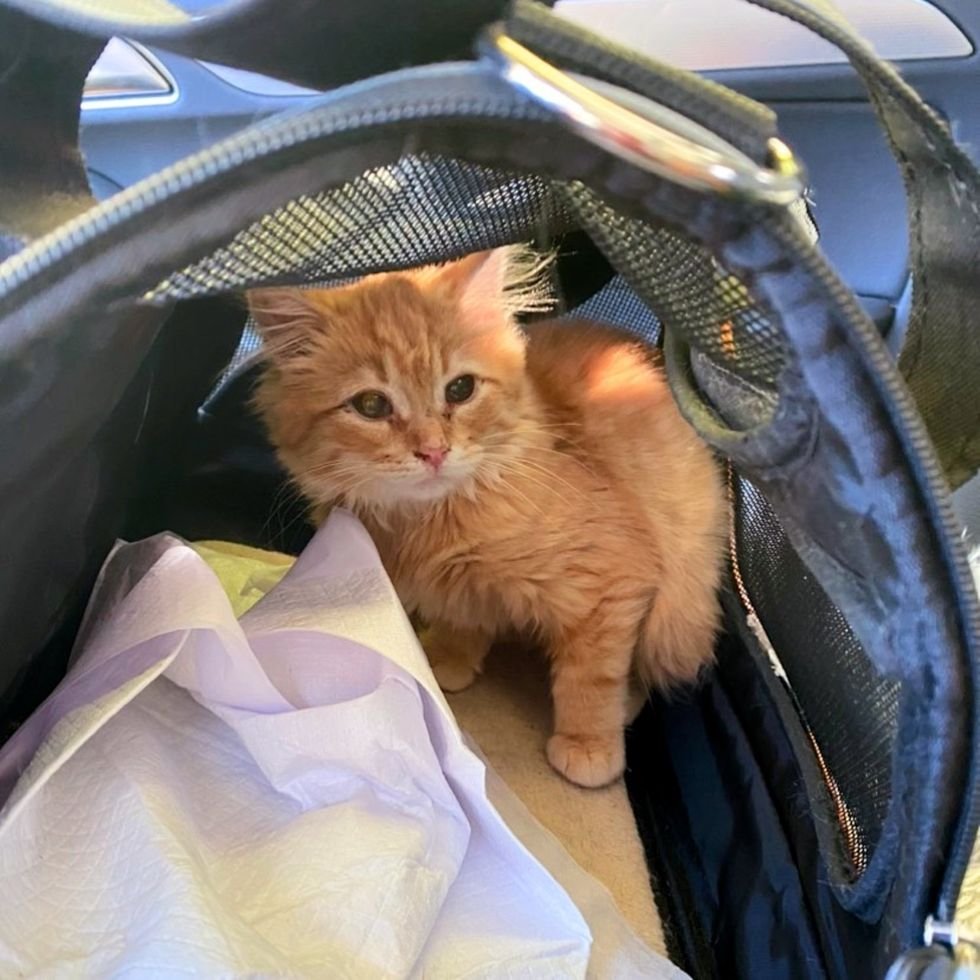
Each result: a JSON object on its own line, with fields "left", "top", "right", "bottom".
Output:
{"left": 0, "top": 7, "right": 101, "bottom": 253}
{"left": 747, "top": 0, "right": 980, "bottom": 488}
{"left": 0, "top": 0, "right": 513, "bottom": 91}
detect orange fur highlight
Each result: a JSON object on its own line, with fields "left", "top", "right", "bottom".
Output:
{"left": 248, "top": 249, "right": 727, "bottom": 787}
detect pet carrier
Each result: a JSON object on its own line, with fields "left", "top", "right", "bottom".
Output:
{"left": 0, "top": 0, "right": 977, "bottom": 977}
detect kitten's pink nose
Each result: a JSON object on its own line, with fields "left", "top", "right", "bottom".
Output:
{"left": 414, "top": 445, "right": 449, "bottom": 471}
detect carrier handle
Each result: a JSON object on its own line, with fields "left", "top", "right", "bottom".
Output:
{"left": 0, "top": 0, "right": 512, "bottom": 92}
{"left": 0, "top": 7, "right": 103, "bottom": 251}
{"left": 745, "top": 0, "right": 980, "bottom": 494}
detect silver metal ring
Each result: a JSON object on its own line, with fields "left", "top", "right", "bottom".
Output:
{"left": 481, "top": 25, "right": 804, "bottom": 206}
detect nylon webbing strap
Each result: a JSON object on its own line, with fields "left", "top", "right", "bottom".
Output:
{"left": 506, "top": 0, "right": 777, "bottom": 164}
{"left": 748, "top": 0, "right": 980, "bottom": 490}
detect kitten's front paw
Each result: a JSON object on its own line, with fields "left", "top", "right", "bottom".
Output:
{"left": 547, "top": 732, "right": 625, "bottom": 788}
{"left": 419, "top": 623, "right": 489, "bottom": 693}
{"left": 431, "top": 658, "right": 477, "bottom": 693}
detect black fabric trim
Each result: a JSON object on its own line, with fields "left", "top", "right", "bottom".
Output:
{"left": 626, "top": 636, "right": 831, "bottom": 979}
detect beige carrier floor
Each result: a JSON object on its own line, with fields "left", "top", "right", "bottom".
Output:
{"left": 447, "top": 643, "right": 667, "bottom": 956}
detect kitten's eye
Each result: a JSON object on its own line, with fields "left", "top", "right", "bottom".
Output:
{"left": 445, "top": 374, "right": 476, "bottom": 405}
{"left": 349, "top": 390, "right": 393, "bottom": 420}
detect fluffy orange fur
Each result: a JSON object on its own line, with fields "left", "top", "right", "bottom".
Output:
{"left": 248, "top": 248, "right": 727, "bottom": 787}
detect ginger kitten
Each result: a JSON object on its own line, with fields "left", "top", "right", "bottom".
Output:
{"left": 248, "top": 249, "right": 727, "bottom": 788}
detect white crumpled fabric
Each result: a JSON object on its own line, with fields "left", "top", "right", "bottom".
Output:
{"left": 0, "top": 510, "right": 685, "bottom": 979}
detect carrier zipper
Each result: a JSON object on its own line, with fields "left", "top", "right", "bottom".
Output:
{"left": 727, "top": 463, "right": 869, "bottom": 876}
{"left": 763, "top": 214, "right": 980, "bottom": 921}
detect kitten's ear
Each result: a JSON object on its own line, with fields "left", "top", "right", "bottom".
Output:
{"left": 246, "top": 287, "right": 319, "bottom": 359}
{"left": 433, "top": 246, "right": 554, "bottom": 322}
{"left": 435, "top": 249, "right": 510, "bottom": 309}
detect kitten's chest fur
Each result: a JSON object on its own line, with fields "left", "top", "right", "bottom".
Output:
{"left": 363, "top": 500, "right": 542, "bottom": 634}
{"left": 359, "top": 449, "right": 659, "bottom": 640}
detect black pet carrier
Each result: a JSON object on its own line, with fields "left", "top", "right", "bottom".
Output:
{"left": 0, "top": 0, "right": 978, "bottom": 976}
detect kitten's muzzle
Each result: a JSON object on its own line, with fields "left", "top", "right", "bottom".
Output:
{"left": 414, "top": 445, "right": 450, "bottom": 472}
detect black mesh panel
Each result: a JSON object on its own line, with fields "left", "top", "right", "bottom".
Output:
{"left": 560, "top": 182, "right": 787, "bottom": 389}
{"left": 568, "top": 274, "right": 661, "bottom": 344}
{"left": 149, "top": 157, "right": 779, "bottom": 397}
{"left": 148, "top": 156, "right": 569, "bottom": 301}
{"left": 734, "top": 475, "right": 901, "bottom": 862}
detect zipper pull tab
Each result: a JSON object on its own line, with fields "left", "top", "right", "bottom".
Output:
{"left": 886, "top": 918, "right": 980, "bottom": 978}
{"left": 885, "top": 946, "right": 957, "bottom": 979}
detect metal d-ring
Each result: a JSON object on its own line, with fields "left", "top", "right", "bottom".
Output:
{"left": 480, "top": 25, "right": 804, "bottom": 206}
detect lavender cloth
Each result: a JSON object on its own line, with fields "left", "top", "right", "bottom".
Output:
{"left": 0, "top": 510, "right": 684, "bottom": 978}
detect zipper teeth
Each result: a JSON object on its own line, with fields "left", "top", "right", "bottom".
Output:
{"left": 727, "top": 463, "right": 869, "bottom": 876}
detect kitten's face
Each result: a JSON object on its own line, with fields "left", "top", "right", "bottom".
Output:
{"left": 249, "top": 251, "right": 532, "bottom": 510}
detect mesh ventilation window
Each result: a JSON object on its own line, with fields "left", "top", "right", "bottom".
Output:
{"left": 734, "top": 476, "right": 901, "bottom": 866}
{"left": 149, "top": 154, "right": 781, "bottom": 397}
{"left": 569, "top": 274, "right": 661, "bottom": 345}
{"left": 149, "top": 156, "right": 571, "bottom": 302}
{"left": 560, "top": 182, "right": 787, "bottom": 390}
